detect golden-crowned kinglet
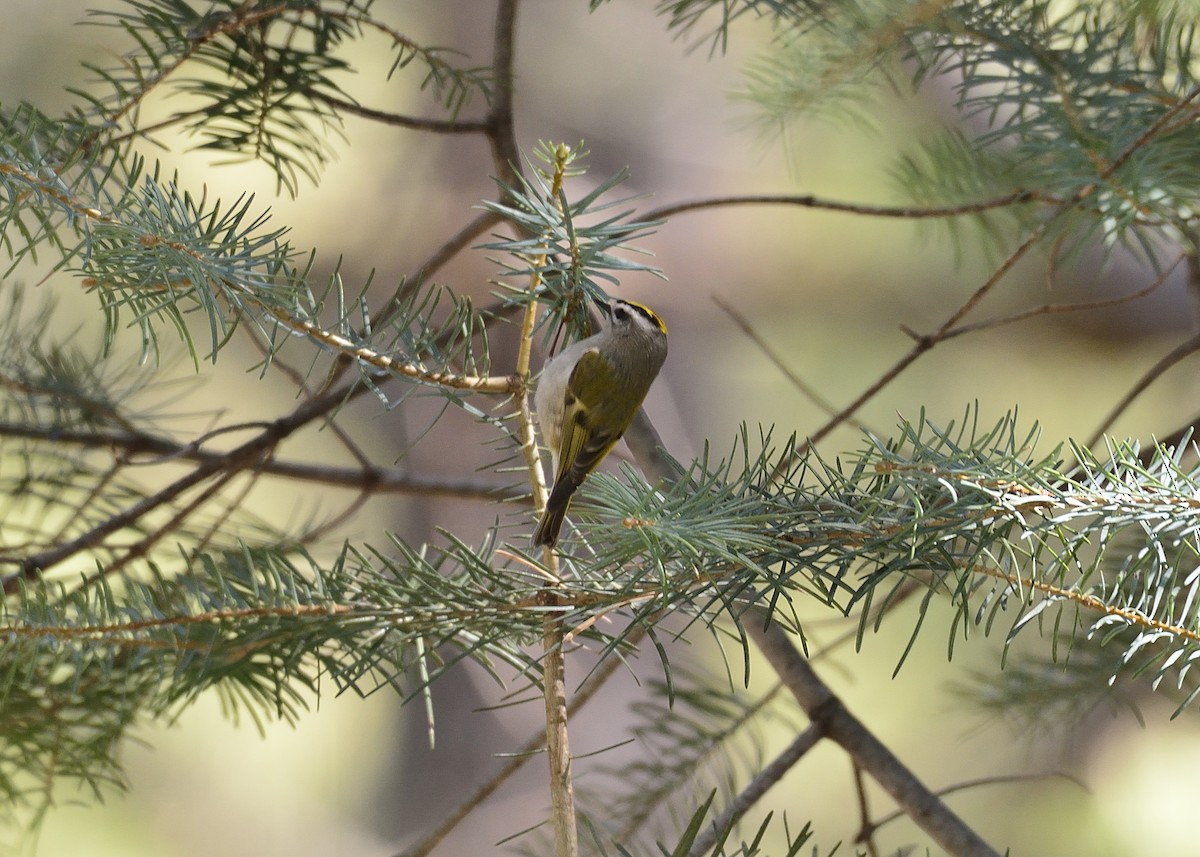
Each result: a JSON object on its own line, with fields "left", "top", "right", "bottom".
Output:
{"left": 533, "top": 298, "right": 669, "bottom": 547}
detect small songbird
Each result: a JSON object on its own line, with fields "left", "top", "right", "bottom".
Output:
{"left": 533, "top": 298, "right": 668, "bottom": 548}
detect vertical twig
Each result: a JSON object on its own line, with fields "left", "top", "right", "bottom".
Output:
{"left": 513, "top": 140, "right": 581, "bottom": 857}
{"left": 464, "top": 0, "right": 578, "bottom": 847}
{"left": 540, "top": 606, "right": 577, "bottom": 857}
{"left": 395, "top": 631, "right": 643, "bottom": 857}
{"left": 486, "top": 0, "right": 522, "bottom": 189}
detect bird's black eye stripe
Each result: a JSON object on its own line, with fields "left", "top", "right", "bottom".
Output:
{"left": 614, "top": 305, "right": 629, "bottom": 321}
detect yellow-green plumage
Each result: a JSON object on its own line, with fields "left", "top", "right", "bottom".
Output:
{"left": 533, "top": 300, "right": 668, "bottom": 548}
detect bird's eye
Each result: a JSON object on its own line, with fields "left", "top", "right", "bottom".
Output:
{"left": 613, "top": 306, "right": 628, "bottom": 321}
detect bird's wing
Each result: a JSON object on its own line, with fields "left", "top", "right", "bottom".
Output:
{"left": 553, "top": 347, "right": 623, "bottom": 487}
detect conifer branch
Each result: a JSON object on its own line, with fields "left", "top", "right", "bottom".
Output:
{"left": 521, "top": 141, "right": 582, "bottom": 857}
{"left": 10, "top": 2, "right": 1200, "bottom": 852}
{"left": 258, "top": 302, "right": 516, "bottom": 394}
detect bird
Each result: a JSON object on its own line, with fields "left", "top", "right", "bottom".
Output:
{"left": 533, "top": 298, "right": 668, "bottom": 548}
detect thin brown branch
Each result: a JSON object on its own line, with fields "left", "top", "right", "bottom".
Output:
{"left": 713, "top": 294, "right": 864, "bottom": 426}
{"left": 0, "top": 386, "right": 347, "bottom": 593}
{"left": 483, "top": 0, "right": 522, "bottom": 190}
{"left": 1086, "top": 333, "right": 1200, "bottom": 449}
{"left": 409, "top": 209, "right": 506, "bottom": 291}
{"left": 311, "top": 92, "right": 488, "bottom": 133}
{"left": 869, "top": 771, "right": 1088, "bottom": 832}
{"left": 748, "top": 621, "right": 1002, "bottom": 857}
{"left": 852, "top": 762, "right": 882, "bottom": 857}
{"left": 1093, "top": 230, "right": 1200, "bottom": 450}
{"left": 795, "top": 224, "right": 1047, "bottom": 456}
{"left": 643, "top": 189, "right": 1038, "bottom": 223}
{"left": 685, "top": 723, "right": 822, "bottom": 857}
{"left": 0, "top": 422, "right": 510, "bottom": 499}
{"left": 922, "top": 253, "right": 1183, "bottom": 342}
{"left": 101, "top": 105, "right": 223, "bottom": 150}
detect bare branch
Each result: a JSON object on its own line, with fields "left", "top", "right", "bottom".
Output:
{"left": 923, "top": 253, "right": 1183, "bottom": 343}
{"left": 312, "top": 92, "right": 488, "bottom": 133}
{"left": 644, "top": 189, "right": 1038, "bottom": 223}
{"left": 748, "top": 621, "right": 1002, "bottom": 857}
{"left": 0, "top": 422, "right": 510, "bottom": 499}
{"left": 713, "top": 294, "right": 862, "bottom": 425}
{"left": 686, "top": 724, "right": 822, "bottom": 857}
{"left": 1087, "top": 333, "right": 1200, "bottom": 448}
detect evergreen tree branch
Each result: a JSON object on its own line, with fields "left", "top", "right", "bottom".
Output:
{"left": 78, "top": 2, "right": 493, "bottom": 188}
{"left": 395, "top": 629, "right": 641, "bottom": 857}
{"left": 521, "top": 142, "right": 582, "bottom": 857}
{"left": 974, "top": 562, "right": 1200, "bottom": 648}
{"left": 798, "top": 61, "right": 1196, "bottom": 452}
{"left": 257, "top": 300, "right": 516, "bottom": 393}
{"left": 0, "top": 539, "right": 545, "bottom": 827}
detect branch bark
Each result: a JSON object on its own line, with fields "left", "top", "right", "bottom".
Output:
{"left": 748, "top": 621, "right": 1002, "bottom": 857}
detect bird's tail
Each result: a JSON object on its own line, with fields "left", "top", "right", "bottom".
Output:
{"left": 532, "top": 479, "right": 579, "bottom": 547}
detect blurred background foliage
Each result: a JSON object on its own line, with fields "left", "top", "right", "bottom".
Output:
{"left": 4, "top": 1, "right": 1200, "bottom": 856}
